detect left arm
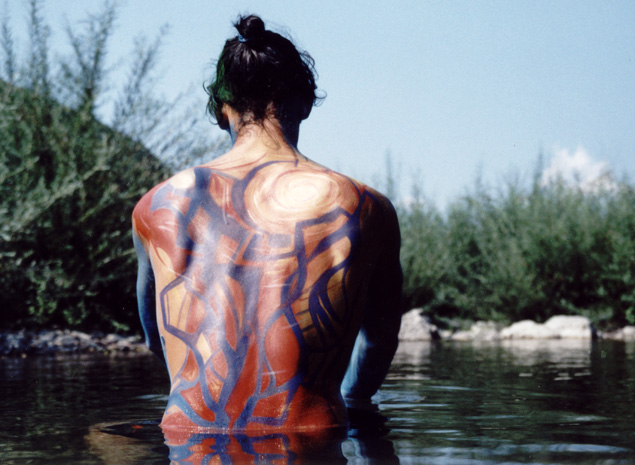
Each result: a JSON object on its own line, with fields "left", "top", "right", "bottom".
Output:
{"left": 341, "top": 198, "right": 403, "bottom": 403}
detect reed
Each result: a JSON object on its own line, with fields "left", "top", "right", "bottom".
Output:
{"left": 0, "top": 1, "right": 224, "bottom": 331}
{"left": 399, "top": 172, "right": 635, "bottom": 329}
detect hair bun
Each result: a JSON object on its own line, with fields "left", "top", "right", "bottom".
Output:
{"left": 236, "top": 15, "right": 266, "bottom": 41}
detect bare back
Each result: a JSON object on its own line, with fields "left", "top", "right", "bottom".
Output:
{"left": 133, "top": 152, "right": 396, "bottom": 432}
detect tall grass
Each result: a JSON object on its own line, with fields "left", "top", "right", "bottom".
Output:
{"left": 0, "top": 1, "right": 225, "bottom": 331}
{"left": 399, "top": 173, "right": 635, "bottom": 329}
{"left": 3, "top": 2, "right": 632, "bottom": 333}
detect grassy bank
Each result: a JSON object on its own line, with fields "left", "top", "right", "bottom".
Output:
{"left": 0, "top": 1, "right": 224, "bottom": 332}
{"left": 3, "top": 2, "right": 633, "bottom": 334}
{"left": 399, "top": 175, "right": 635, "bottom": 330}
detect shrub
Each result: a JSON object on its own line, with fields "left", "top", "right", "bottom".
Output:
{"left": 0, "top": 1, "right": 226, "bottom": 331}
{"left": 398, "top": 170, "right": 635, "bottom": 329}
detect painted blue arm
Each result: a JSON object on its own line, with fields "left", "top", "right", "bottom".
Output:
{"left": 133, "top": 231, "right": 164, "bottom": 362}
{"left": 341, "top": 212, "right": 403, "bottom": 405}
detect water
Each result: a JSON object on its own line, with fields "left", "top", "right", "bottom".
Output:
{"left": 384, "top": 339, "right": 635, "bottom": 464}
{"left": 2, "top": 339, "right": 635, "bottom": 463}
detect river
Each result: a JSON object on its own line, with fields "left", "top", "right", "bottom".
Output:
{"left": 1, "top": 338, "right": 634, "bottom": 463}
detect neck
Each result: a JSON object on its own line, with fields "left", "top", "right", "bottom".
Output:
{"left": 225, "top": 107, "right": 301, "bottom": 151}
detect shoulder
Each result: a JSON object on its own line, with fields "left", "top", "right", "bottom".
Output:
{"left": 306, "top": 163, "right": 400, "bottom": 248}
{"left": 132, "top": 184, "right": 158, "bottom": 239}
{"left": 362, "top": 184, "right": 398, "bottom": 218}
{"left": 360, "top": 185, "right": 401, "bottom": 243}
{"left": 333, "top": 171, "right": 398, "bottom": 227}
{"left": 132, "top": 168, "right": 197, "bottom": 235}
{"left": 301, "top": 160, "right": 400, "bottom": 233}
{"left": 313, "top": 170, "right": 398, "bottom": 255}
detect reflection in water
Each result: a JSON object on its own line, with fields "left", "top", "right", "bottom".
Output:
{"left": 87, "top": 409, "right": 399, "bottom": 464}
{"left": 395, "top": 338, "right": 593, "bottom": 369}
{"left": 4, "top": 341, "right": 635, "bottom": 463}
{"left": 86, "top": 421, "right": 167, "bottom": 465}
{"left": 499, "top": 338, "right": 592, "bottom": 368}
{"left": 165, "top": 429, "right": 347, "bottom": 464}
{"left": 385, "top": 339, "right": 635, "bottom": 463}
{"left": 164, "top": 429, "right": 398, "bottom": 464}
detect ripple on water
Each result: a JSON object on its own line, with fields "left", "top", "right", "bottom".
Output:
{"left": 385, "top": 371, "right": 430, "bottom": 381}
{"left": 135, "top": 394, "right": 168, "bottom": 401}
{"left": 3, "top": 341, "right": 635, "bottom": 463}
{"left": 465, "top": 414, "right": 519, "bottom": 420}
{"left": 381, "top": 402, "right": 450, "bottom": 410}
{"left": 394, "top": 442, "right": 634, "bottom": 465}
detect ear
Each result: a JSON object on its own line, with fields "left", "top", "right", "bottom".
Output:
{"left": 216, "top": 104, "right": 230, "bottom": 130}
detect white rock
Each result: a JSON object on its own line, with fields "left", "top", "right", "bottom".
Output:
{"left": 398, "top": 309, "right": 439, "bottom": 341}
{"left": 500, "top": 320, "right": 558, "bottom": 339}
{"left": 622, "top": 326, "right": 635, "bottom": 340}
{"left": 451, "top": 321, "right": 500, "bottom": 341}
{"left": 544, "top": 315, "right": 595, "bottom": 339}
{"left": 610, "top": 326, "right": 635, "bottom": 341}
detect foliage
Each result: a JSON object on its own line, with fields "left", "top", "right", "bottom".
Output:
{"left": 399, "top": 170, "right": 635, "bottom": 329}
{"left": 3, "top": 2, "right": 632, "bottom": 333}
{"left": 0, "top": 1, "right": 226, "bottom": 331}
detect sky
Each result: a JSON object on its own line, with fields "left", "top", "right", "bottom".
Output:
{"left": 7, "top": 0, "right": 635, "bottom": 209}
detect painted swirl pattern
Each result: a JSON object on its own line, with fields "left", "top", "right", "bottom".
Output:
{"left": 134, "top": 158, "right": 384, "bottom": 432}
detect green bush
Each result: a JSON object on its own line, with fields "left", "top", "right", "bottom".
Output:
{"left": 0, "top": 1, "right": 226, "bottom": 331}
{"left": 4, "top": 2, "right": 632, "bottom": 333}
{"left": 399, "top": 172, "right": 635, "bottom": 329}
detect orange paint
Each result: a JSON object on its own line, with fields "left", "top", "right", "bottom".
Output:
{"left": 133, "top": 157, "right": 397, "bottom": 433}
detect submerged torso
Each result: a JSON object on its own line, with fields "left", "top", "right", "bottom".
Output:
{"left": 133, "top": 151, "right": 386, "bottom": 432}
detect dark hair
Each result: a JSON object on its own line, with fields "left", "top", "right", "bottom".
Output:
{"left": 206, "top": 15, "right": 322, "bottom": 130}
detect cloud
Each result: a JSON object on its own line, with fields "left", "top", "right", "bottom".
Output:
{"left": 541, "top": 146, "right": 616, "bottom": 193}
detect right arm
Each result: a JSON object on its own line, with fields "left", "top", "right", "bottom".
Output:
{"left": 132, "top": 228, "right": 164, "bottom": 362}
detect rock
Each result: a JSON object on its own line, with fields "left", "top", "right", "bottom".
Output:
{"left": 604, "top": 326, "right": 635, "bottom": 341}
{"left": 97, "top": 333, "right": 146, "bottom": 352}
{"left": 398, "top": 309, "right": 440, "bottom": 341}
{"left": 544, "top": 315, "right": 595, "bottom": 339}
{"left": 500, "top": 320, "right": 559, "bottom": 339}
{"left": 451, "top": 321, "right": 501, "bottom": 341}
{"left": 0, "top": 331, "right": 32, "bottom": 355}
{"left": 499, "top": 316, "right": 596, "bottom": 340}
{"left": 115, "top": 335, "right": 143, "bottom": 352}
{"left": 55, "top": 333, "right": 81, "bottom": 351}
{"left": 0, "top": 329, "right": 148, "bottom": 356}
{"left": 101, "top": 334, "right": 121, "bottom": 345}
{"left": 622, "top": 326, "right": 635, "bottom": 340}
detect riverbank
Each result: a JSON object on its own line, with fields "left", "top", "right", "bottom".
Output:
{"left": 0, "top": 329, "right": 149, "bottom": 356}
{"left": 399, "top": 309, "right": 635, "bottom": 342}
{"left": 3, "top": 311, "right": 635, "bottom": 357}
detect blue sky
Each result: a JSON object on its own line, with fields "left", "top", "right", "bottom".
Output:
{"left": 9, "top": 0, "right": 635, "bottom": 209}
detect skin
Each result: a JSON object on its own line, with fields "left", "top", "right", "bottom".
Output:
{"left": 132, "top": 105, "right": 402, "bottom": 433}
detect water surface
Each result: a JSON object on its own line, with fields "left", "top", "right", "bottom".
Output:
{"left": 2, "top": 339, "right": 635, "bottom": 463}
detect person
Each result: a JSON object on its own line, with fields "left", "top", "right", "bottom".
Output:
{"left": 132, "top": 14, "right": 402, "bottom": 434}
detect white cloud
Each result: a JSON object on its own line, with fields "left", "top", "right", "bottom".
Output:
{"left": 541, "top": 146, "right": 616, "bottom": 193}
